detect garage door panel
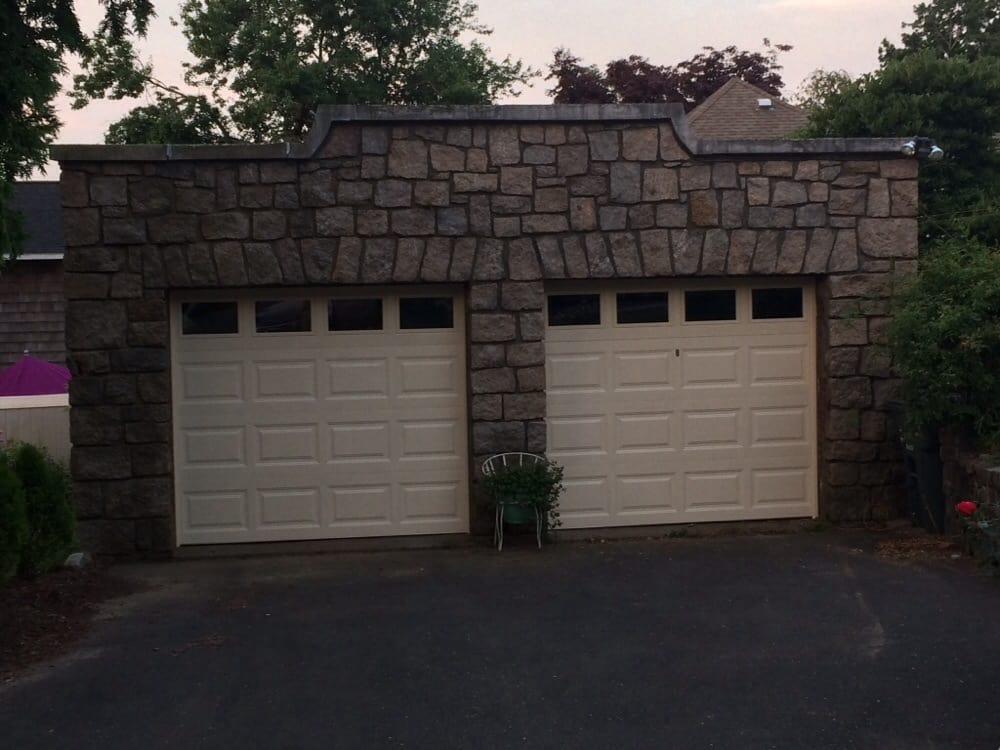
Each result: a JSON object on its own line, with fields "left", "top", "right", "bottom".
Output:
{"left": 751, "top": 469, "right": 810, "bottom": 508}
{"left": 180, "top": 362, "right": 244, "bottom": 402}
{"left": 173, "top": 288, "right": 468, "bottom": 545}
{"left": 548, "top": 280, "right": 816, "bottom": 529}
{"left": 253, "top": 360, "right": 317, "bottom": 401}
{"left": 681, "top": 348, "right": 742, "bottom": 387}
{"left": 257, "top": 488, "right": 321, "bottom": 529}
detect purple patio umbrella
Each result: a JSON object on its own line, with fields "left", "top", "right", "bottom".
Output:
{"left": 0, "top": 355, "right": 71, "bottom": 397}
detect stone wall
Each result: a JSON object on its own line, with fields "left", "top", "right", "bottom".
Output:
{"left": 54, "top": 109, "right": 918, "bottom": 553}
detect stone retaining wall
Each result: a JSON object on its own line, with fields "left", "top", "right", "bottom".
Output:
{"left": 53, "top": 107, "right": 918, "bottom": 553}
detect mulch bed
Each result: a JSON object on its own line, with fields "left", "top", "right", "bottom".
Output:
{"left": 874, "top": 533, "right": 963, "bottom": 562}
{"left": 0, "top": 566, "right": 135, "bottom": 683}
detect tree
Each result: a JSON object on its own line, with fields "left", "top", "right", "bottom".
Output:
{"left": 880, "top": 0, "right": 1000, "bottom": 62}
{"left": 792, "top": 69, "right": 853, "bottom": 113}
{"left": 75, "top": 0, "right": 534, "bottom": 144}
{"left": 104, "top": 94, "right": 231, "bottom": 145}
{"left": 0, "top": 0, "right": 153, "bottom": 266}
{"left": 803, "top": 51, "right": 1000, "bottom": 239}
{"left": 546, "top": 40, "right": 792, "bottom": 108}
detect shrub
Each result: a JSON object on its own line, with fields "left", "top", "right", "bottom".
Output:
{"left": 891, "top": 238, "right": 1000, "bottom": 448}
{"left": 5, "top": 443, "right": 75, "bottom": 578}
{"left": 0, "top": 455, "right": 28, "bottom": 583}
{"left": 483, "top": 459, "right": 564, "bottom": 533}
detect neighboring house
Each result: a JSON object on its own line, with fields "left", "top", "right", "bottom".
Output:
{"left": 0, "top": 182, "right": 66, "bottom": 368}
{"left": 687, "top": 78, "right": 810, "bottom": 140}
{"left": 52, "top": 104, "right": 918, "bottom": 555}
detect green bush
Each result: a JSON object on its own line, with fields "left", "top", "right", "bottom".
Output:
{"left": 5, "top": 443, "right": 75, "bottom": 578}
{"left": 0, "top": 455, "right": 28, "bottom": 583}
{"left": 891, "top": 238, "right": 1000, "bottom": 447}
{"left": 483, "top": 459, "right": 564, "bottom": 533}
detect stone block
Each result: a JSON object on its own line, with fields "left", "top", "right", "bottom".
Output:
{"left": 471, "top": 313, "right": 516, "bottom": 343}
{"left": 66, "top": 300, "right": 127, "bottom": 349}
{"left": 420, "top": 237, "right": 451, "bottom": 281}
{"left": 429, "top": 144, "right": 466, "bottom": 172}
{"left": 557, "top": 144, "right": 589, "bottom": 176}
{"left": 361, "top": 238, "right": 395, "bottom": 283}
{"left": 454, "top": 172, "right": 499, "bottom": 193}
{"left": 890, "top": 181, "right": 918, "bottom": 217}
{"left": 534, "top": 187, "right": 568, "bottom": 213}
{"left": 473, "top": 422, "right": 525, "bottom": 455}
{"left": 503, "top": 392, "right": 546, "bottom": 421}
{"left": 90, "top": 176, "right": 127, "bottom": 206}
{"left": 523, "top": 145, "right": 556, "bottom": 164}
{"left": 599, "top": 206, "right": 628, "bottom": 231}
{"left": 690, "top": 191, "right": 719, "bottom": 227}
{"left": 610, "top": 232, "right": 642, "bottom": 276}
{"left": 393, "top": 238, "right": 424, "bottom": 282}
{"left": 521, "top": 214, "right": 569, "bottom": 234}
{"left": 388, "top": 140, "right": 429, "bottom": 178}
{"left": 63, "top": 208, "right": 100, "bottom": 246}
{"left": 333, "top": 236, "right": 363, "bottom": 282}
{"left": 858, "top": 218, "right": 918, "bottom": 258}
{"left": 585, "top": 234, "right": 615, "bottom": 277}
{"left": 772, "top": 181, "right": 808, "bottom": 207}
{"left": 391, "top": 208, "right": 435, "bottom": 236}
{"left": 643, "top": 168, "right": 679, "bottom": 201}
{"left": 508, "top": 238, "right": 541, "bottom": 280}
{"left": 489, "top": 126, "right": 521, "bottom": 165}
{"left": 828, "top": 318, "right": 868, "bottom": 347}
{"left": 300, "top": 169, "right": 337, "bottom": 206}
{"left": 375, "top": 179, "right": 412, "bottom": 208}
{"left": 679, "top": 165, "right": 711, "bottom": 191}
{"left": 588, "top": 131, "right": 619, "bottom": 161}
{"left": 640, "top": 229, "right": 672, "bottom": 276}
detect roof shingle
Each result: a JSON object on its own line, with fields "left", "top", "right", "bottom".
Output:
{"left": 687, "top": 78, "right": 809, "bottom": 140}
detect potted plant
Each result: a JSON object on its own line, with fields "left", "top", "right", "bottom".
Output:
{"left": 482, "top": 454, "right": 563, "bottom": 549}
{"left": 956, "top": 499, "right": 1000, "bottom": 576}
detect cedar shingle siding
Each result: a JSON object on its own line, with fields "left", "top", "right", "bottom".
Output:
{"left": 1, "top": 183, "right": 66, "bottom": 367}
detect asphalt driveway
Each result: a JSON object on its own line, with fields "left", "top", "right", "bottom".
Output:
{"left": 2, "top": 531, "right": 998, "bottom": 749}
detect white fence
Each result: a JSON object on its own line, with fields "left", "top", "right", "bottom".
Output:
{"left": 0, "top": 394, "right": 71, "bottom": 464}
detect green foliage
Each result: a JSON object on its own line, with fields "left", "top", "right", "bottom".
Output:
{"left": 802, "top": 50, "right": 1000, "bottom": 240}
{"left": 78, "top": 0, "right": 535, "bottom": 144}
{"left": 2, "top": 0, "right": 154, "bottom": 265}
{"left": 792, "top": 69, "right": 853, "bottom": 113}
{"left": 483, "top": 460, "right": 564, "bottom": 532}
{"left": 890, "top": 238, "right": 1000, "bottom": 446}
{"left": 105, "top": 93, "right": 231, "bottom": 145}
{"left": 5, "top": 443, "right": 74, "bottom": 578}
{"left": 0, "top": 455, "right": 28, "bottom": 584}
{"left": 881, "top": 0, "right": 1000, "bottom": 62}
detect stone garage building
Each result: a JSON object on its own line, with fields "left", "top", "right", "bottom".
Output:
{"left": 52, "top": 104, "right": 918, "bottom": 554}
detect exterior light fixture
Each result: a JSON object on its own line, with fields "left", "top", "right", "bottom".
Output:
{"left": 901, "top": 136, "right": 944, "bottom": 160}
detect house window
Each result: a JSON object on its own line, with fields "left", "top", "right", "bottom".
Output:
{"left": 181, "top": 302, "right": 238, "bottom": 335}
{"left": 752, "top": 288, "right": 804, "bottom": 320}
{"left": 617, "top": 292, "right": 668, "bottom": 324}
{"left": 684, "top": 290, "right": 737, "bottom": 322}
{"left": 255, "top": 300, "right": 312, "bottom": 333}
{"left": 329, "top": 298, "right": 383, "bottom": 331}
{"left": 400, "top": 297, "right": 454, "bottom": 329}
{"left": 548, "top": 294, "right": 600, "bottom": 326}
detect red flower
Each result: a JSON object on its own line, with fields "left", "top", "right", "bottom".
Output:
{"left": 955, "top": 501, "right": 978, "bottom": 517}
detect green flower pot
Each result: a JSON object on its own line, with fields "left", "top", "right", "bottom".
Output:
{"left": 499, "top": 502, "right": 537, "bottom": 526}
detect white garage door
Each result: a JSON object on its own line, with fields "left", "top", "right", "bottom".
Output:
{"left": 546, "top": 280, "right": 817, "bottom": 529}
{"left": 171, "top": 288, "right": 469, "bottom": 545}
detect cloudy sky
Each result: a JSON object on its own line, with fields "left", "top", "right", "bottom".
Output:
{"left": 53, "top": 0, "right": 915, "bottom": 155}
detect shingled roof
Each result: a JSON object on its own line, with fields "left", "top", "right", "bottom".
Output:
{"left": 10, "top": 181, "right": 65, "bottom": 259}
{"left": 687, "top": 78, "right": 810, "bottom": 141}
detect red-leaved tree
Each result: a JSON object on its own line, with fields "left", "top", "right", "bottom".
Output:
{"left": 548, "top": 40, "right": 792, "bottom": 109}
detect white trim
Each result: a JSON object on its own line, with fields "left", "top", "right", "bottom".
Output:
{"left": 0, "top": 393, "right": 69, "bottom": 409}
{"left": 18, "top": 253, "right": 64, "bottom": 261}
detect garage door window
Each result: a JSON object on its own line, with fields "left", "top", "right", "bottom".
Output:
{"left": 684, "top": 289, "right": 737, "bottom": 322}
{"left": 752, "top": 288, "right": 803, "bottom": 320}
{"left": 616, "top": 292, "right": 668, "bottom": 324}
{"left": 255, "top": 300, "right": 311, "bottom": 333}
{"left": 548, "top": 294, "right": 600, "bottom": 326}
{"left": 181, "top": 302, "right": 238, "bottom": 335}
{"left": 329, "top": 298, "right": 383, "bottom": 331}
{"left": 400, "top": 297, "right": 454, "bottom": 329}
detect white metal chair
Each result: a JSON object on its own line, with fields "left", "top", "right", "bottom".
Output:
{"left": 482, "top": 452, "right": 547, "bottom": 551}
